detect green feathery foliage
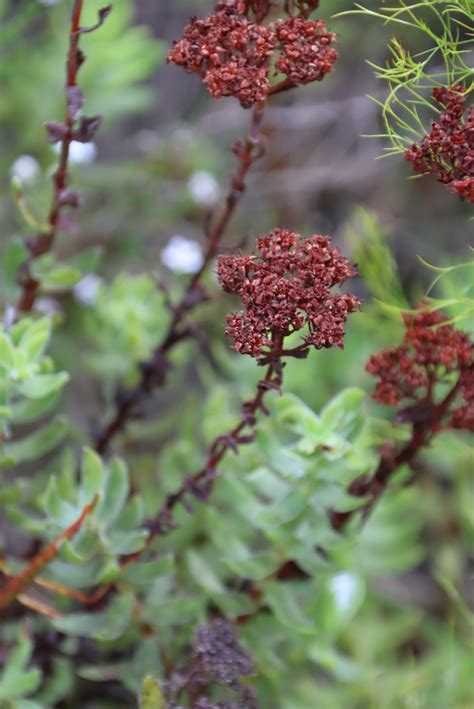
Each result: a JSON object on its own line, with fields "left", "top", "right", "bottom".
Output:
{"left": 336, "top": 0, "right": 473, "bottom": 154}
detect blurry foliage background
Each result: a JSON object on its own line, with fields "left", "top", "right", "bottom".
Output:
{"left": 0, "top": 1, "right": 472, "bottom": 707}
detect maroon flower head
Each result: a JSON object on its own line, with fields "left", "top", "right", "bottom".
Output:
{"left": 274, "top": 17, "right": 338, "bottom": 85}
{"left": 366, "top": 305, "right": 473, "bottom": 431}
{"left": 167, "top": 6, "right": 276, "bottom": 107}
{"left": 404, "top": 86, "right": 474, "bottom": 203}
{"left": 168, "top": 3, "right": 338, "bottom": 107}
{"left": 217, "top": 229, "right": 359, "bottom": 359}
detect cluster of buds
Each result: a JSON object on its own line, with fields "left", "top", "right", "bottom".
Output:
{"left": 166, "top": 619, "right": 258, "bottom": 709}
{"left": 274, "top": 16, "right": 337, "bottom": 84}
{"left": 404, "top": 86, "right": 474, "bottom": 203}
{"left": 366, "top": 306, "right": 473, "bottom": 431}
{"left": 167, "top": 1, "right": 337, "bottom": 107}
{"left": 217, "top": 229, "right": 359, "bottom": 359}
{"left": 193, "top": 618, "right": 255, "bottom": 686}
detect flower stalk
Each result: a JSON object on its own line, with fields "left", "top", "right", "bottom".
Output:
{"left": 16, "top": 0, "right": 107, "bottom": 314}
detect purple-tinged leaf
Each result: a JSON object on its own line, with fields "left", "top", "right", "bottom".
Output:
{"left": 73, "top": 115, "right": 102, "bottom": 143}
{"left": 77, "top": 49, "right": 86, "bottom": 68}
{"left": 98, "top": 5, "right": 113, "bottom": 23}
{"left": 65, "top": 86, "right": 84, "bottom": 122}
{"left": 80, "top": 5, "right": 113, "bottom": 34}
{"left": 44, "top": 121, "right": 68, "bottom": 144}
{"left": 58, "top": 189, "right": 81, "bottom": 208}
{"left": 56, "top": 212, "right": 78, "bottom": 235}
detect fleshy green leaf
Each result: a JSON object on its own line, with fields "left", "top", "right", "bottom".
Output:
{"left": 18, "top": 372, "right": 69, "bottom": 399}
{"left": 139, "top": 675, "right": 166, "bottom": 709}
{"left": 5, "top": 417, "right": 67, "bottom": 463}
{"left": 0, "top": 631, "right": 42, "bottom": 701}
{"left": 53, "top": 593, "right": 134, "bottom": 640}
{"left": 0, "top": 333, "right": 15, "bottom": 370}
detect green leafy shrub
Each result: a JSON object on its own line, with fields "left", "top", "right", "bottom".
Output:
{"left": 0, "top": 1, "right": 472, "bottom": 708}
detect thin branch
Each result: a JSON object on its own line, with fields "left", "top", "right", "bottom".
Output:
{"left": 95, "top": 102, "right": 267, "bottom": 454}
{"left": 142, "top": 352, "right": 283, "bottom": 543}
{"left": 87, "top": 342, "right": 286, "bottom": 602}
{"left": 0, "top": 495, "right": 98, "bottom": 614}
{"left": 268, "top": 77, "right": 297, "bottom": 96}
{"left": 16, "top": 0, "right": 85, "bottom": 314}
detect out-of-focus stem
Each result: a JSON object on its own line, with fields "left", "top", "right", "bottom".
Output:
{"left": 16, "top": 0, "right": 84, "bottom": 313}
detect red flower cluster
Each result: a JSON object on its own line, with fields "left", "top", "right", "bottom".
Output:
{"left": 404, "top": 86, "right": 474, "bottom": 203}
{"left": 216, "top": 229, "right": 359, "bottom": 359}
{"left": 168, "top": 2, "right": 338, "bottom": 107}
{"left": 275, "top": 17, "right": 338, "bottom": 85}
{"left": 366, "top": 307, "right": 473, "bottom": 431}
{"left": 167, "top": 3, "right": 275, "bottom": 107}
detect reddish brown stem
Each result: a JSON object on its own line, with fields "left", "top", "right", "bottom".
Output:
{"left": 0, "top": 495, "right": 98, "bottom": 613}
{"left": 77, "top": 370, "right": 462, "bottom": 608}
{"left": 78, "top": 345, "right": 284, "bottom": 607}
{"left": 16, "top": 0, "right": 84, "bottom": 313}
{"left": 120, "top": 337, "right": 284, "bottom": 569}
{"left": 95, "top": 102, "right": 267, "bottom": 455}
{"left": 268, "top": 77, "right": 297, "bottom": 96}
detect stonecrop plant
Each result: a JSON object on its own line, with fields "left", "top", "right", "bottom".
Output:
{"left": 0, "top": 1, "right": 472, "bottom": 708}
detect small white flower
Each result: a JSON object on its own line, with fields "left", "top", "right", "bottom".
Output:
{"left": 35, "top": 297, "right": 63, "bottom": 316}
{"left": 54, "top": 141, "right": 97, "bottom": 165}
{"left": 161, "top": 235, "right": 204, "bottom": 275}
{"left": 187, "top": 170, "right": 219, "bottom": 207}
{"left": 73, "top": 274, "right": 102, "bottom": 305}
{"left": 10, "top": 155, "right": 40, "bottom": 184}
{"left": 330, "top": 572, "right": 358, "bottom": 613}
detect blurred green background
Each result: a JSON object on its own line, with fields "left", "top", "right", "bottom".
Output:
{"left": 0, "top": 1, "right": 472, "bottom": 707}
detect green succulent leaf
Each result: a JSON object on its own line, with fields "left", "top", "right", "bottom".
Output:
{"left": 0, "top": 630, "right": 42, "bottom": 701}
{"left": 5, "top": 417, "right": 68, "bottom": 463}
{"left": 53, "top": 593, "right": 135, "bottom": 640}
{"left": 139, "top": 675, "right": 166, "bottom": 709}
